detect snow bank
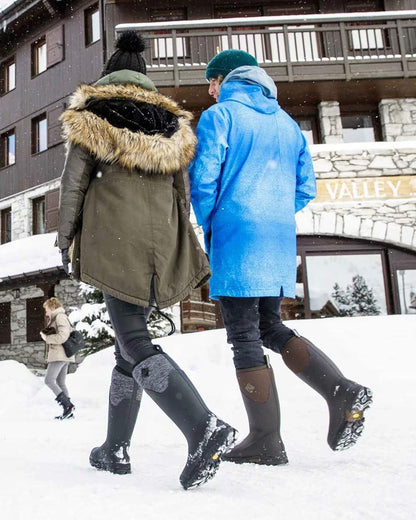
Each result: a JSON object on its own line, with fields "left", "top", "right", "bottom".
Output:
{"left": 0, "top": 315, "right": 415, "bottom": 520}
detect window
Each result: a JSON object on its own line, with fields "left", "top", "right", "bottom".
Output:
{"left": 397, "top": 269, "right": 416, "bottom": 315}
{"left": 342, "top": 115, "right": 376, "bottom": 143}
{"left": 1, "top": 208, "right": 12, "bottom": 244}
{"left": 295, "top": 118, "right": 319, "bottom": 145}
{"left": 26, "top": 297, "right": 44, "bottom": 342}
{"left": 0, "top": 129, "right": 16, "bottom": 167}
{"left": 1, "top": 57, "right": 16, "bottom": 94}
{"left": 33, "top": 196, "right": 46, "bottom": 235}
{"left": 306, "top": 253, "right": 387, "bottom": 317}
{"left": 85, "top": 4, "right": 101, "bottom": 46}
{"left": 31, "top": 27, "right": 64, "bottom": 76}
{"left": 31, "top": 114, "right": 47, "bottom": 154}
{"left": 0, "top": 302, "right": 11, "bottom": 344}
{"left": 31, "top": 37, "right": 47, "bottom": 76}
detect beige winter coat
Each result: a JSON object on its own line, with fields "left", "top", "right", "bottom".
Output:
{"left": 44, "top": 307, "right": 75, "bottom": 363}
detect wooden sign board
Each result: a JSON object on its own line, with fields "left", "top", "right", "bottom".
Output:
{"left": 315, "top": 175, "right": 416, "bottom": 203}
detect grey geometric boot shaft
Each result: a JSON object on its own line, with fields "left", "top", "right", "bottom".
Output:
{"left": 89, "top": 367, "right": 143, "bottom": 474}
{"left": 133, "top": 352, "right": 237, "bottom": 489}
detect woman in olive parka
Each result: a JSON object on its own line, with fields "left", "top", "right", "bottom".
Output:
{"left": 57, "top": 32, "right": 236, "bottom": 490}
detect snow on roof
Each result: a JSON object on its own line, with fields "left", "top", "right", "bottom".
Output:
{"left": 0, "top": 233, "right": 62, "bottom": 281}
{"left": 0, "top": 0, "right": 19, "bottom": 15}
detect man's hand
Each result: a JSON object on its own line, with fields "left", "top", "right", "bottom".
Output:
{"left": 61, "top": 249, "right": 70, "bottom": 275}
{"left": 40, "top": 331, "right": 47, "bottom": 341}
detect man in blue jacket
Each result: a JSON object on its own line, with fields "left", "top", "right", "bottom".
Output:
{"left": 190, "top": 50, "right": 372, "bottom": 466}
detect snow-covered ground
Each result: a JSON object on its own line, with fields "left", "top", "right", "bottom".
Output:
{"left": 0, "top": 315, "right": 415, "bottom": 520}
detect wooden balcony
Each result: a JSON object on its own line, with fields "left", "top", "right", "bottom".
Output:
{"left": 116, "top": 11, "right": 416, "bottom": 87}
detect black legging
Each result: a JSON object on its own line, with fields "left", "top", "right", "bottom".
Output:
{"left": 219, "top": 296, "right": 295, "bottom": 370}
{"left": 104, "top": 293, "right": 159, "bottom": 374}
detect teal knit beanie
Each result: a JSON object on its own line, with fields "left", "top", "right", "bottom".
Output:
{"left": 205, "top": 50, "right": 258, "bottom": 80}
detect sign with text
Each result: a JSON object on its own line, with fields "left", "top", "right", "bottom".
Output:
{"left": 315, "top": 175, "right": 416, "bottom": 203}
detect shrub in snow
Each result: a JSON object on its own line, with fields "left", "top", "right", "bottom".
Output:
{"left": 68, "top": 283, "right": 175, "bottom": 358}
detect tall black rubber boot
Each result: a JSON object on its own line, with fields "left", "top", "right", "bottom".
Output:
{"left": 223, "top": 357, "right": 288, "bottom": 466}
{"left": 55, "top": 392, "right": 75, "bottom": 420}
{"left": 133, "top": 352, "right": 237, "bottom": 490}
{"left": 90, "top": 367, "right": 142, "bottom": 475}
{"left": 282, "top": 334, "right": 373, "bottom": 451}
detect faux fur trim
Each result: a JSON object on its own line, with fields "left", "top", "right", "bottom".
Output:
{"left": 60, "top": 84, "right": 197, "bottom": 174}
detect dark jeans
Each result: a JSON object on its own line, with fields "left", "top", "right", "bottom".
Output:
{"left": 104, "top": 293, "right": 159, "bottom": 374}
{"left": 219, "top": 297, "right": 295, "bottom": 370}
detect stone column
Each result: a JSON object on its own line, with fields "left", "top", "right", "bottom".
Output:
{"left": 379, "top": 98, "right": 416, "bottom": 142}
{"left": 318, "top": 101, "right": 343, "bottom": 143}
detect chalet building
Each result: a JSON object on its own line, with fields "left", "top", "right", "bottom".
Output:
{"left": 0, "top": 0, "right": 415, "bottom": 368}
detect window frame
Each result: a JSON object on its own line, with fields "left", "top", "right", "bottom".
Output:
{"left": 85, "top": 3, "right": 101, "bottom": 46}
{"left": 1, "top": 207, "right": 12, "bottom": 244}
{"left": 26, "top": 297, "right": 45, "bottom": 343}
{"left": 294, "top": 116, "right": 320, "bottom": 145}
{"left": 32, "top": 196, "right": 46, "bottom": 235}
{"left": 340, "top": 108, "right": 381, "bottom": 143}
{"left": 0, "top": 56, "right": 16, "bottom": 95}
{"left": 0, "top": 301, "right": 11, "bottom": 345}
{"left": 0, "top": 128, "right": 16, "bottom": 168}
{"left": 31, "top": 36, "right": 47, "bottom": 77}
{"left": 31, "top": 113, "right": 48, "bottom": 154}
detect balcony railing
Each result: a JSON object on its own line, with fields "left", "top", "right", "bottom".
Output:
{"left": 116, "top": 10, "right": 416, "bottom": 86}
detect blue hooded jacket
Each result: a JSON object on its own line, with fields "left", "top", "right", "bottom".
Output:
{"left": 190, "top": 66, "right": 316, "bottom": 299}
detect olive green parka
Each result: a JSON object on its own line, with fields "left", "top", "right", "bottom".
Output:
{"left": 58, "top": 70, "right": 210, "bottom": 308}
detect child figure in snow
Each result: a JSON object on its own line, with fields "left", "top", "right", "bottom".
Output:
{"left": 190, "top": 50, "right": 373, "bottom": 465}
{"left": 57, "top": 32, "right": 236, "bottom": 490}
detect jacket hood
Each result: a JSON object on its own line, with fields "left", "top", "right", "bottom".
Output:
{"left": 60, "top": 74, "right": 196, "bottom": 174}
{"left": 50, "top": 307, "right": 65, "bottom": 321}
{"left": 94, "top": 69, "right": 158, "bottom": 91}
{"left": 219, "top": 66, "right": 279, "bottom": 114}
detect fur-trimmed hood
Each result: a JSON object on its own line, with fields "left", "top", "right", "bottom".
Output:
{"left": 60, "top": 79, "right": 196, "bottom": 174}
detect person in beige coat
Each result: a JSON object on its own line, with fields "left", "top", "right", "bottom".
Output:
{"left": 40, "top": 297, "right": 75, "bottom": 419}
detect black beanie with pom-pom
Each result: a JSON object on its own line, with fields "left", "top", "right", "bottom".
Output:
{"left": 102, "top": 31, "right": 147, "bottom": 76}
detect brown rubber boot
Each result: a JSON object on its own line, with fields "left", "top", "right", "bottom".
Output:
{"left": 223, "top": 357, "right": 288, "bottom": 466}
{"left": 282, "top": 334, "right": 373, "bottom": 451}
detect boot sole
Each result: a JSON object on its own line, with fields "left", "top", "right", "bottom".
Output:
{"left": 332, "top": 387, "right": 373, "bottom": 451}
{"left": 54, "top": 412, "right": 75, "bottom": 420}
{"left": 180, "top": 426, "right": 237, "bottom": 490}
{"left": 89, "top": 456, "right": 131, "bottom": 475}
{"left": 223, "top": 452, "right": 288, "bottom": 466}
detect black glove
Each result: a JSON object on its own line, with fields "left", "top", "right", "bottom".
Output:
{"left": 61, "top": 248, "right": 70, "bottom": 275}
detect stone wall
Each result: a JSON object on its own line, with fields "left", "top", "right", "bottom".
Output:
{"left": 318, "top": 98, "right": 416, "bottom": 144}
{"left": 318, "top": 101, "right": 343, "bottom": 143}
{"left": 379, "top": 99, "right": 416, "bottom": 142}
{"left": 296, "top": 142, "right": 416, "bottom": 250}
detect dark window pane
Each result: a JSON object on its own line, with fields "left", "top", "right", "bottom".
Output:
{"left": 33, "top": 197, "right": 46, "bottom": 235}
{"left": 1, "top": 208, "right": 12, "bottom": 243}
{"left": 27, "top": 297, "right": 44, "bottom": 342}
{"left": 0, "top": 302, "right": 11, "bottom": 344}
{"left": 342, "top": 115, "right": 375, "bottom": 143}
